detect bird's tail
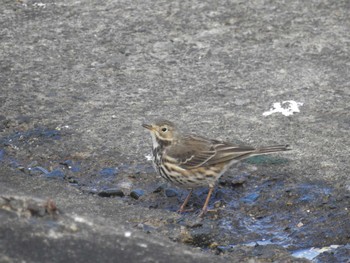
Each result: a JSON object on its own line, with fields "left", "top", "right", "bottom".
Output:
{"left": 256, "top": 145, "right": 291, "bottom": 154}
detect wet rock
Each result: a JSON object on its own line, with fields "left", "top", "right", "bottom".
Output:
{"left": 184, "top": 226, "right": 215, "bottom": 247}
{"left": 190, "top": 230, "right": 215, "bottom": 247}
{"left": 130, "top": 189, "right": 145, "bottom": 200}
{"left": 98, "top": 188, "right": 125, "bottom": 198}
{"left": 231, "top": 173, "right": 250, "bottom": 185}
{"left": 153, "top": 184, "right": 166, "bottom": 193}
{"left": 45, "top": 169, "right": 65, "bottom": 179}
{"left": 84, "top": 188, "right": 99, "bottom": 195}
{"left": 67, "top": 177, "right": 79, "bottom": 184}
{"left": 220, "top": 173, "right": 249, "bottom": 187}
{"left": 165, "top": 188, "right": 179, "bottom": 197}
{"left": 216, "top": 245, "right": 235, "bottom": 254}
{"left": 0, "top": 196, "right": 58, "bottom": 218}
{"left": 27, "top": 200, "right": 47, "bottom": 217}
{"left": 315, "top": 244, "right": 350, "bottom": 263}
{"left": 99, "top": 167, "right": 118, "bottom": 177}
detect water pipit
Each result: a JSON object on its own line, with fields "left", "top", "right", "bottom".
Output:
{"left": 143, "top": 119, "right": 290, "bottom": 217}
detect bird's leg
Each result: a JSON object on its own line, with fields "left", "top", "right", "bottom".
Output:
{"left": 177, "top": 189, "right": 193, "bottom": 213}
{"left": 198, "top": 187, "right": 214, "bottom": 218}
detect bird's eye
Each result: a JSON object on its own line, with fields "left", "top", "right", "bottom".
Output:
{"left": 161, "top": 127, "right": 168, "bottom": 132}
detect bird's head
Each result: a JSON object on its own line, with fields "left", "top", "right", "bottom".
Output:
{"left": 142, "top": 119, "right": 178, "bottom": 146}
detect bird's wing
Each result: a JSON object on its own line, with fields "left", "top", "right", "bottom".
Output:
{"left": 165, "top": 134, "right": 257, "bottom": 169}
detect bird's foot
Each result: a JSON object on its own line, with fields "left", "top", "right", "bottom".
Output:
{"left": 198, "top": 208, "right": 218, "bottom": 218}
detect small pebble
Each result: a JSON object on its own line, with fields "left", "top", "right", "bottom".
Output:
{"left": 68, "top": 223, "right": 79, "bottom": 232}
{"left": 213, "top": 200, "right": 224, "bottom": 208}
{"left": 130, "top": 189, "right": 145, "bottom": 200}
{"left": 9, "top": 198, "right": 24, "bottom": 211}
{"left": 98, "top": 188, "right": 125, "bottom": 198}
{"left": 67, "top": 177, "right": 79, "bottom": 184}
{"left": 27, "top": 201, "right": 46, "bottom": 217}
{"left": 17, "top": 166, "right": 26, "bottom": 172}
{"left": 165, "top": 188, "right": 178, "bottom": 197}
{"left": 45, "top": 169, "right": 65, "bottom": 179}
{"left": 216, "top": 245, "right": 234, "bottom": 254}
{"left": 153, "top": 184, "right": 166, "bottom": 193}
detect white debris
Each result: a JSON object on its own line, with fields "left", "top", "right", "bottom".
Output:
{"left": 47, "top": 229, "right": 63, "bottom": 239}
{"left": 33, "top": 3, "right": 46, "bottom": 8}
{"left": 138, "top": 243, "right": 148, "bottom": 248}
{"left": 263, "top": 101, "right": 303, "bottom": 116}
{"left": 55, "top": 125, "right": 70, "bottom": 130}
{"left": 145, "top": 154, "right": 153, "bottom": 161}
{"left": 73, "top": 215, "right": 93, "bottom": 226}
{"left": 124, "top": 231, "right": 132, "bottom": 237}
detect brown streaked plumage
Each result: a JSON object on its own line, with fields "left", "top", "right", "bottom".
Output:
{"left": 142, "top": 119, "right": 290, "bottom": 217}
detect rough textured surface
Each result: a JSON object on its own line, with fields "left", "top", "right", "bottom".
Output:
{"left": 0, "top": 0, "right": 349, "bottom": 262}
{"left": 0, "top": 169, "right": 226, "bottom": 263}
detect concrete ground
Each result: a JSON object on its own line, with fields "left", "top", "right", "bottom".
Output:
{"left": 1, "top": 0, "right": 349, "bottom": 262}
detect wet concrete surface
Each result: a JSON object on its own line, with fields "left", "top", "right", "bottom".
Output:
{"left": 1, "top": 0, "right": 350, "bottom": 262}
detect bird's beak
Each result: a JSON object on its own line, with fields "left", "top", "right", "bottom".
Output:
{"left": 142, "top": 123, "right": 154, "bottom": 131}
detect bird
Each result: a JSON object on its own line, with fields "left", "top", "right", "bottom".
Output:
{"left": 142, "top": 119, "right": 290, "bottom": 217}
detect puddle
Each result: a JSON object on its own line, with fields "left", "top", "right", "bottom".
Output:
{"left": 292, "top": 245, "right": 341, "bottom": 260}
{"left": 0, "top": 128, "right": 61, "bottom": 145}
{"left": 1, "top": 126, "right": 350, "bottom": 262}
